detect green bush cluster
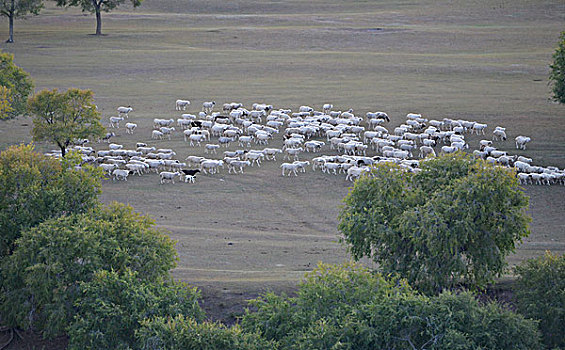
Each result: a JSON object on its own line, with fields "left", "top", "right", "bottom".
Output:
{"left": 0, "top": 51, "right": 33, "bottom": 119}
{"left": 514, "top": 251, "right": 565, "bottom": 349}
{"left": 242, "top": 262, "right": 541, "bottom": 350}
{"left": 550, "top": 31, "right": 565, "bottom": 103}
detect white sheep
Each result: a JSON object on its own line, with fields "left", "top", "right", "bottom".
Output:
{"left": 202, "top": 101, "right": 216, "bottom": 114}
{"left": 159, "top": 171, "right": 181, "bottom": 184}
{"left": 151, "top": 130, "right": 164, "bottom": 140}
{"left": 112, "top": 169, "right": 129, "bottom": 181}
{"left": 117, "top": 106, "right": 133, "bottom": 118}
{"left": 125, "top": 122, "right": 137, "bottom": 134}
{"left": 109, "top": 116, "right": 124, "bottom": 128}
{"left": 493, "top": 127, "right": 507, "bottom": 141}
{"left": 228, "top": 160, "right": 251, "bottom": 174}
{"left": 515, "top": 136, "right": 531, "bottom": 150}
{"left": 281, "top": 162, "right": 299, "bottom": 176}
{"left": 205, "top": 144, "right": 220, "bottom": 154}
{"left": 176, "top": 100, "right": 190, "bottom": 111}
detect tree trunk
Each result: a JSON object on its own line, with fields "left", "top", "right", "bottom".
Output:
{"left": 6, "top": 14, "right": 14, "bottom": 43}
{"left": 95, "top": 7, "right": 102, "bottom": 35}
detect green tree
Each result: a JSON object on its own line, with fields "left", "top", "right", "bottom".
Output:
{"left": 28, "top": 88, "right": 105, "bottom": 157}
{"left": 550, "top": 31, "right": 565, "bottom": 103}
{"left": 68, "top": 269, "right": 204, "bottom": 350}
{"left": 241, "top": 262, "right": 541, "bottom": 350}
{"left": 0, "top": 0, "right": 43, "bottom": 43}
{"left": 0, "top": 51, "right": 33, "bottom": 119}
{"left": 55, "top": 0, "right": 142, "bottom": 36}
{"left": 0, "top": 143, "right": 101, "bottom": 258}
{"left": 514, "top": 251, "right": 565, "bottom": 349}
{"left": 0, "top": 202, "right": 177, "bottom": 336}
{"left": 338, "top": 153, "right": 531, "bottom": 293}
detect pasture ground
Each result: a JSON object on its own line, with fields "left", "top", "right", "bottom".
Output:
{"left": 1, "top": 0, "right": 564, "bottom": 326}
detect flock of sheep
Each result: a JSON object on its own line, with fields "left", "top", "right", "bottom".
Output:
{"left": 59, "top": 99, "right": 564, "bottom": 187}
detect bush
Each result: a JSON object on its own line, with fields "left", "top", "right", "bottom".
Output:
{"left": 550, "top": 31, "right": 565, "bottom": 103}
{"left": 338, "top": 153, "right": 531, "bottom": 293}
{"left": 242, "top": 262, "right": 542, "bottom": 350}
{"left": 0, "top": 203, "right": 177, "bottom": 336}
{"left": 136, "top": 315, "right": 273, "bottom": 350}
{"left": 0, "top": 144, "right": 101, "bottom": 258}
{"left": 514, "top": 251, "right": 565, "bottom": 349}
{"left": 68, "top": 269, "right": 204, "bottom": 350}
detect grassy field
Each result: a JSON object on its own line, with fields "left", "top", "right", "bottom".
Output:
{"left": 1, "top": 0, "right": 564, "bottom": 322}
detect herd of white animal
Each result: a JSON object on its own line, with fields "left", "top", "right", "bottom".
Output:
{"left": 53, "top": 100, "right": 564, "bottom": 186}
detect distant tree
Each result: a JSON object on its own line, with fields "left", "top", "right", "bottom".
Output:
{"left": 514, "top": 251, "right": 565, "bottom": 349}
{"left": 550, "top": 31, "right": 565, "bottom": 103}
{"left": 28, "top": 88, "right": 105, "bottom": 156}
{"left": 55, "top": 0, "right": 142, "bottom": 36}
{"left": 0, "top": 144, "right": 101, "bottom": 259}
{"left": 338, "top": 153, "right": 531, "bottom": 294}
{"left": 1, "top": 202, "right": 178, "bottom": 336}
{"left": 0, "top": 0, "right": 43, "bottom": 43}
{"left": 0, "top": 51, "right": 33, "bottom": 119}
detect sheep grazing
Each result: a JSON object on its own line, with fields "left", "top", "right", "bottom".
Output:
{"left": 117, "top": 106, "right": 133, "bottom": 118}
{"left": 202, "top": 101, "right": 216, "bottom": 114}
{"left": 281, "top": 162, "right": 300, "bottom": 176}
{"left": 176, "top": 99, "right": 190, "bottom": 111}
{"left": 109, "top": 116, "right": 124, "bottom": 128}
{"left": 112, "top": 169, "right": 130, "bottom": 181}
{"left": 493, "top": 127, "right": 507, "bottom": 141}
{"left": 159, "top": 171, "right": 181, "bottom": 184}
{"left": 322, "top": 103, "right": 333, "bottom": 113}
{"left": 125, "top": 122, "right": 137, "bottom": 134}
{"left": 515, "top": 135, "right": 531, "bottom": 150}
{"left": 151, "top": 130, "right": 164, "bottom": 140}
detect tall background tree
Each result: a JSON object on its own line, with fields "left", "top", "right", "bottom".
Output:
{"left": 0, "top": 51, "right": 33, "bottom": 119}
{"left": 550, "top": 31, "right": 565, "bottom": 103}
{"left": 55, "top": 0, "right": 142, "bottom": 36}
{"left": 28, "top": 88, "right": 105, "bottom": 156}
{"left": 338, "top": 153, "right": 531, "bottom": 294}
{"left": 0, "top": 0, "right": 43, "bottom": 43}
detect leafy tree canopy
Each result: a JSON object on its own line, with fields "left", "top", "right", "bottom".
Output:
{"left": 0, "top": 202, "right": 177, "bottom": 336}
{"left": 550, "top": 31, "right": 565, "bottom": 103}
{"left": 68, "top": 269, "right": 204, "bottom": 350}
{"left": 514, "top": 251, "right": 565, "bottom": 349}
{"left": 338, "top": 153, "right": 531, "bottom": 293}
{"left": 0, "top": 51, "right": 33, "bottom": 118}
{"left": 0, "top": 143, "right": 101, "bottom": 258}
{"left": 28, "top": 88, "right": 105, "bottom": 156}
{"left": 241, "top": 262, "right": 541, "bottom": 350}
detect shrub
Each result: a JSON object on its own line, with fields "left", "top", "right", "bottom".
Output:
{"left": 514, "top": 251, "right": 565, "bottom": 349}
{"left": 0, "top": 203, "right": 177, "bottom": 337}
{"left": 136, "top": 315, "right": 273, "bottom": 350}
{"left": 242, "top": 262, "right": 542, "bottom": 350}
{"left": 68, "top": 269, "right": 204, "bottom": 350}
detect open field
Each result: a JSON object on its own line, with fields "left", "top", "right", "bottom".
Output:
{"left": 1, "top": 0, "right": 564, "bottom": 322}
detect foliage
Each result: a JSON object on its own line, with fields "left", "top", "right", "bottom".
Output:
{"left": 550, "top": 31, "right": 565, "bottom": 103}
{"left": 514, "top": 251, "right": 565, "bottom": 349}
{"left": 0, "top": 143, "right": 101, "bottom": 258}
{"left": 68, "top": 269, "right": 204, "bottom": 350}
{"left": 338, "top": 153, "right": 531, "bottom": 293}
{"left": 0, "top": 202, "right": 177, "bottom": 337}
{"left": 137, "top": 315, "right": 273, "bottom": 350}
{"left": 55, "top": 0, "right": 142, "bottom": 35}
{"left": 28, "top": 88, "right": 105, "bottom": 156}
{"left": 241, "top": 262, "right": 541, "bottom": 350}
{"left": 0, "top": 51, "right": 33, "bottom": 118}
